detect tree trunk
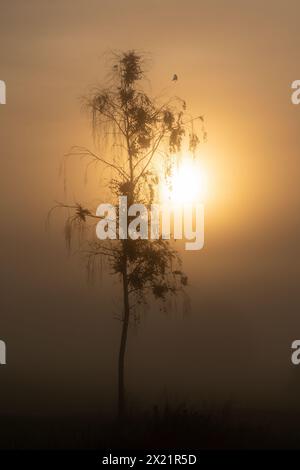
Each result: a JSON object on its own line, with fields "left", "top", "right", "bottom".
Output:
{"left": 118, "top": 123, "right": 133, "bottom": 419}
{"left": 118, "top": 259, "right": 130, "bottom": 419}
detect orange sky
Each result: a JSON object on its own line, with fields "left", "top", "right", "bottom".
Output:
{"left": 1, "top": 0, "right": 300, "bottom": 414}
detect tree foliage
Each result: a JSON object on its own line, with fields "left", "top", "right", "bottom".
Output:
{"left": 54, "top": 51, "right": 205, "bottom": 313}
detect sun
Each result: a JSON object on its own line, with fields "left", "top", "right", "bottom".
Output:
{"left": 161, "top": 157, "right": 207, "bottom": 205}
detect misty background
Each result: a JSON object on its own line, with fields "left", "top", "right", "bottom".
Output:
{"left": 1, "top": 0, "right": 300, "bottom": 418}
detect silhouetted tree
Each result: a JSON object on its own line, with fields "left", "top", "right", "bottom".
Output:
{"left": 52, "top": 51, "right": 204, "bottom": 418}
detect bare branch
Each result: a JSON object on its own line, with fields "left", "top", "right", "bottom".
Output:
{"left": 134, "top": 131, "right": 165, "bottom": 183}
{"left": 65, "top": 146, "right": 129, "bottom": 179}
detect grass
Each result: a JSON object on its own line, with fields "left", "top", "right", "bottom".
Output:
{"left": 1, "top": 402, "right": 299, "bottom": 449}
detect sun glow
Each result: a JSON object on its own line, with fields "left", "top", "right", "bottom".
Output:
{"left": 161, "top": 157, "right": 207, "bottom": 205}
